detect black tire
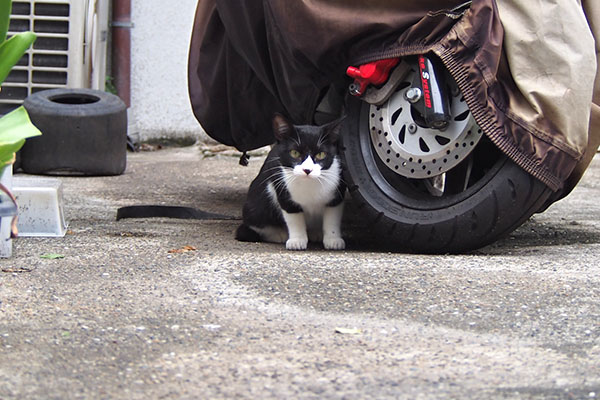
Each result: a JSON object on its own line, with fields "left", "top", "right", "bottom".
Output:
{"left": 21, "top": 88, "right": 127, "bottom": 176}
{"left": 341, "top": 97, "right": 553, "bottom": 253}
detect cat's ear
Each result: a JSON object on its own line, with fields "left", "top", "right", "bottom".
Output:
{"left": 325, "top": 115, "right": 346, "bottom": 144}
{"left": 272, "top": 113, "right": 292, "bottom": 142}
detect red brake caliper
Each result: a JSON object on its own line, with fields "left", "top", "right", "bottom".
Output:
{"left": 346, "top": 58, "right": 400, "bottom": 97}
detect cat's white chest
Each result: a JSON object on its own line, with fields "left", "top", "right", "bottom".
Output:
{"left": 288, "top": 180, "right": 328, "bottom": 214}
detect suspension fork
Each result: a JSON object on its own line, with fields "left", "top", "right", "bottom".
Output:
{"left": 346, "top": 54, "right": 451, "bottom": 130}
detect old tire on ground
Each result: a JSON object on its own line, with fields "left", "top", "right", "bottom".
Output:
{"left": 21, "top": 88, "right": 127, "bottom": 176}
{"left": 341, "top": 97, "right": 554, "bottom": 254}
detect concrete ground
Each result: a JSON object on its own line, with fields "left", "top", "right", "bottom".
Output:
{"left": 1, "top": 146, "right": 599, "bottom": 399}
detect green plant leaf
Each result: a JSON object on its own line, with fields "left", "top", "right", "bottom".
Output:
{"left": 0, "top": 138, "right": 21, "bottom": 166}
{"left": 40, "top": 253, "right": 65, "bottom": 260}
{"left": 0, "top": 31, "right": 36, "bottom": 84}
{"left": 0, "top": 0, "right": 11, "bottom": 44}
{"left": 0, "top": 106, "right": 42, "bottom": 166}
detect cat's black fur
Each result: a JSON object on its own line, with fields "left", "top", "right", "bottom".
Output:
{"left": 236, "top": 114, "right": 347, "bottom": 250}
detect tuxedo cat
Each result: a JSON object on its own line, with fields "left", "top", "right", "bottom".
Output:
{"left": 236, "top": 114, "right": 347, "bottom": 250}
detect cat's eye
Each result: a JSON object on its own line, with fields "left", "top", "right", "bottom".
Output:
{"left": 289, "top": 149, "right": 301, "bottom": 159}
{"left": 315, "top": 152, "right": 327, "bottom": 161}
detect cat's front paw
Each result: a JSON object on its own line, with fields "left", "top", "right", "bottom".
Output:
{"left": 286, "top": 237, "right": 308, "bottom": 250}
{"left": 323, "top": 236, "right": 345, "bottom": 250}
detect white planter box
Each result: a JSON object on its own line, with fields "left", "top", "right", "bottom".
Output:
{"left": 0, "top": 167, "right": 15, "bottom": 258}
{"left": 13, "top": 177, "right": 67, "bottom": 237}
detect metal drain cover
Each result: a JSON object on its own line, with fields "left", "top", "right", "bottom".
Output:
{"left": 369, "top": 69, "right": 483, "bottom": 179}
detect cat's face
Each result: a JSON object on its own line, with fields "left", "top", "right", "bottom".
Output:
{"left": 272, "top": 114, "right": 342, "bottom": 179}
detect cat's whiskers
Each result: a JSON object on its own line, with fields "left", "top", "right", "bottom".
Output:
{"left": 293, "top": 131, "right": 302, "bottom": 147}
{"left": 261, "top": 165, "right": 285, "bottom": 175}
{"left": 285, "top": 133, "right": 301, "bottom": 148}
{"left": 314, "top": 170, "right": 346, "bottom": 199}
{"left": 316, "top": 132, "right": 329, "bottom": 148}
{"left": 269, "top": 173, "right": 289, "bottom": 192}
{"left": 272, "top": 165, "right": 299, "bottom": 193}
{"left": 281, "top": 171, "right": 299, "bottom": 189}
{"left": 314, "top": 176, "right": 328, "bottom": 193}
{"left": 258, "top": 164, "right": 289, "bottom": 188}
{"left": 315, "top": 173, "right": 335, "bottom": 189}
{"left": 261, "top": 158, "right": 281, "bottom": 171}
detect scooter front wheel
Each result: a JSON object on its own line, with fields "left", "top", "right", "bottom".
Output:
{"left": 341, "top": 93, "right": 553, "bottom": 253}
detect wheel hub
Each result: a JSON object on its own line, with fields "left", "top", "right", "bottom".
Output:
{"left": 369, "top": 68, "right": 483, "bottom": 179}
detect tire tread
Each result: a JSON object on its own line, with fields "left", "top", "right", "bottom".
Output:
{"left": 341, "top": 98, "right": 553, "bottom": 253}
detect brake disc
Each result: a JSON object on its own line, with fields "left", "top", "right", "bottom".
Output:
{"left": 369, "top": 68, "right": 483, "bottom": 179}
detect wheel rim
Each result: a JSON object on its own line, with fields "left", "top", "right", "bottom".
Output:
{"left": 369, "top": 67, "right": 483, "bottom": 179}
{"left": 356, "top": 99, "right": 505, "bottom": 210}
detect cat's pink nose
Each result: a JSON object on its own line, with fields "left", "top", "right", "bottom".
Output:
{"left": 303, "top": 169, "right": 312, "bottom": 175}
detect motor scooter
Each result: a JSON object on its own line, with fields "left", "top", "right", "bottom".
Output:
{"left": 188, "top": 0, "right": 600, "bottom": 253}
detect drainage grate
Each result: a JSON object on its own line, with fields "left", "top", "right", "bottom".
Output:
{"left": 0, "top": 0, "right": 85, "bottom": 116}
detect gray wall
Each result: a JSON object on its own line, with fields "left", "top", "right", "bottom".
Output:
{"left": 130, "top": 0, "right": 207, "bottom": 143}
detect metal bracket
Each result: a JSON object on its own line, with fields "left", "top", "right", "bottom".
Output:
{"left": 361, "top": 61, "right": 411, "bottom": 105}
{"left": 111, "top": 21, "right": 135, "bottom": 29}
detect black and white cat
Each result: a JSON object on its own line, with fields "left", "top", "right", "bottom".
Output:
{"left": 236, "top": 114, "right": 347, "bottom": 250}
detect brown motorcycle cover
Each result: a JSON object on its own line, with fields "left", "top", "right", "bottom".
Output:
{"left": 188, "top": 0, "right": 598, "bottom": 193}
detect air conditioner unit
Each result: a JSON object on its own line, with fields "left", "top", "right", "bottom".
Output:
{"left": 0, "top": 0, "right": 109, "bottom": 116}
